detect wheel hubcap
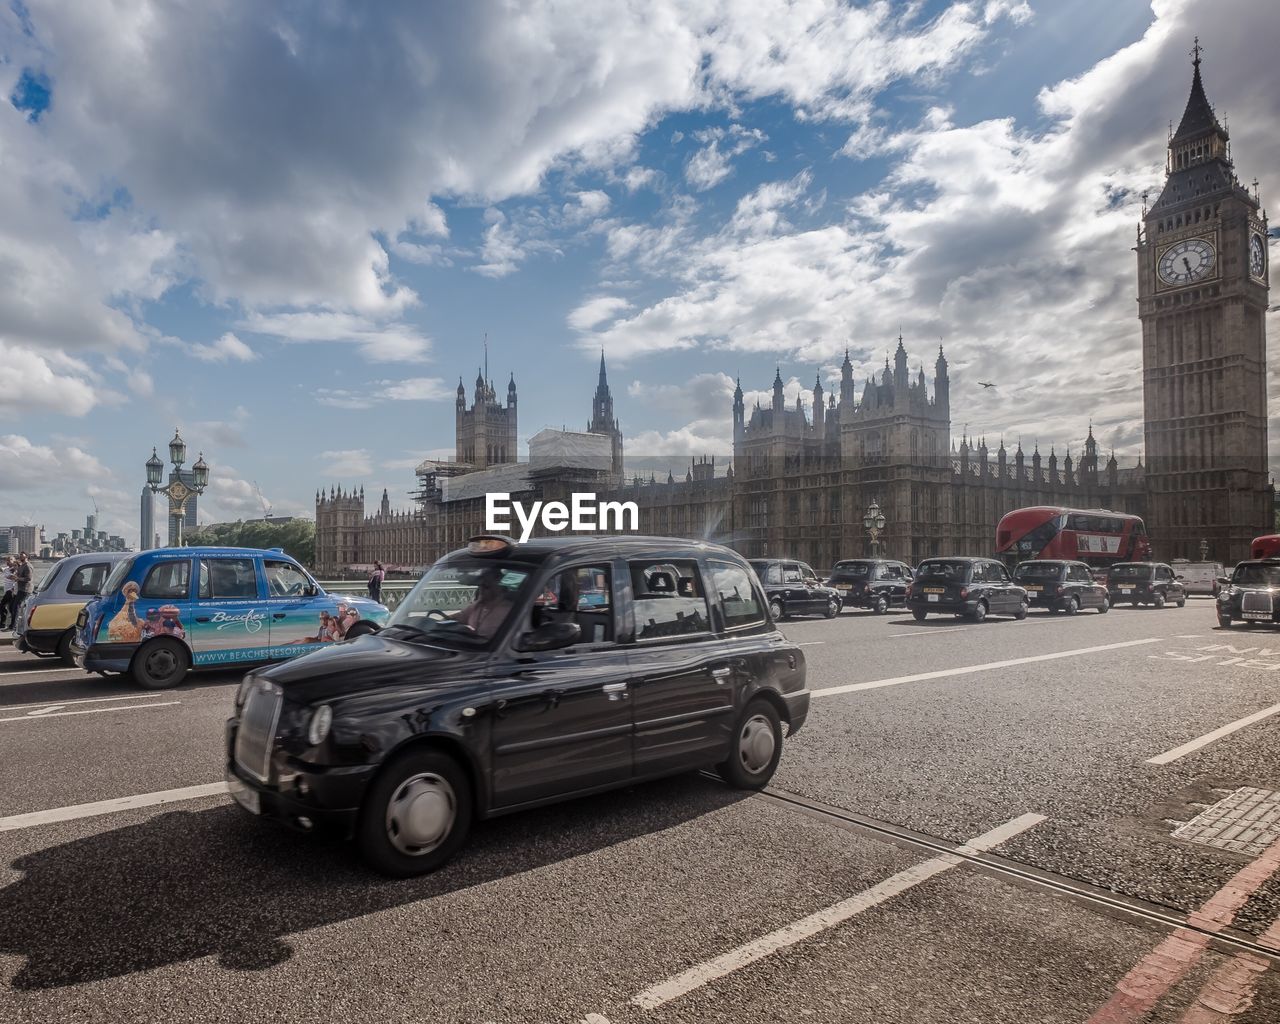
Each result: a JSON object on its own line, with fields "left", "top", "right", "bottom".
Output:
{"left": 148, "top": 649, "right": 176, "bottom": 677}
{"left": 386, "top": 772, "right": 456, "bottom": 856}
{"left": 738, "top": 715, "right": 776, "bottom": 775}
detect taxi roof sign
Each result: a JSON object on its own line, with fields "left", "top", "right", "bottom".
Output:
{"left": 467, "top": 535, "right": 514, "bottom": 555}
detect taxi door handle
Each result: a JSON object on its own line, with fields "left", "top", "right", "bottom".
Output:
{"left": 602, "top": 682, "right": 629, "bottom": 701}
{"left": 710, "top": 666, "right": 731, "bottom": 683}
{"left": 273, "top": 613, "right": 286, "bottom": 620}
{"left": 195, "top": 616, "right": 211, "bottom": 623}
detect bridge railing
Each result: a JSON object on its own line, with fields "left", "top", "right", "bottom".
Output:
{"left": 316, "top": 579, "right": 418, "bottom": 612}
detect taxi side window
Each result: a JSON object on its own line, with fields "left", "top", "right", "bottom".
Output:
{"left": 67, "top": 562, "right": 111, "bottom": 596}
{"left": 533, "top": 564, "right": 613, "bottom": 644}
{"left": 1156, "top": 566, "right": 1172, "bottom": 581}
{"left": 878, "top": 564, "right": 902, "bottom": 581}
{"left": 764, "top": 563, "right": 782, "bottom": 585}
{"left": 782, "top": 563, "right": 804, "bottom": 584}
{"left": 1069, "top": 565, "right": 1090, "bottom": 583}
{"left": 265, "top": 560, "right": 312, "bottom": 597}
{"left": 630, "top": 560, "right": 710, "bottom": 640}
{"left": 197, "top": 558, "right": 259, "bottom": 600}
{"left": 708, "top": 559, "right": 765, "bottom": 629}
{"left": 141, "top": 560, "right": 191, "bottom": 600}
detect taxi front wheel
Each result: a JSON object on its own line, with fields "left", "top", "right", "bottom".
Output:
{"left": 131, "top": 638, "right": 190, "bottom": 690}
{"left": 357, "top": 748, "right": 473, "bottom": 877}
{"left": 717, "top": 699, "right": 782, "bottom": 790}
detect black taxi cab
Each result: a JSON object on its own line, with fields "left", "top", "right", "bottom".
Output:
{"left": 905, "top": 557, "right": 1029, "bottom": 623}
{"left": 226, "top": 535, "right": 810, "bottom": 876}
{"left": 1012, "top": 559, "right": 1110, "bottom": 614}
{"left": 827, "top": 558, "right": 914, "bottom": 614}
{"left": 1216, "top": 559, "right": 1280, "bottom": 628}
{"left": 746, "top": 558, "right": 843, "bottom": 619}
{"left": 1106, "top": 562, "right": 1187, "bottom": 609}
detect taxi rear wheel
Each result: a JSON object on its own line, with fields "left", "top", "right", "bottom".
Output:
{"left": 130, "top": 638, "right": 190, "bottom": 690}
{"left": 1153, "top": 593, "right": 1166, "bottom": 609}
{"left": 912, "top": 608, "right": 928, "bottom": 622}
{"left": 873, "top": 594, "right": 889, "bottom": 615}
{"left": 1098, "top": 597, "right": 1110, "bottom": 614}
{"left": 56, "top": 629, "right": 76, "bottom": 665}
{"left": 824, "top": 597, "right": 839, "bottom": 619}
{"left": 358, "top": 748, "right": 473, "bottom": 877}
{"left": 1014, "top": 598, "right": 1029, "bottom": 621}
{"left": 968, "top": 601, "right": 988, "bottom": 623}
{"left": 717, "top": 699, "right": 782, "bottom": 790}
{"left": 1063, "top": 596, "right": 1079, "bottom": 616}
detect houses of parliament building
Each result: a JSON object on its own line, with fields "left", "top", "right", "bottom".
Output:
{"left": 315, "top": 51, "right": 1271, "bottom": 576}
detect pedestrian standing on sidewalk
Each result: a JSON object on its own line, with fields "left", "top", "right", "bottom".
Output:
{"left": 12, "top": 552, "right": 33, "bottom": 625}
{"left": 368, "top": 560, "right": 385, "bottom": 603}
{"left": 0, "top": 556, "right": 16, "bottom": 630}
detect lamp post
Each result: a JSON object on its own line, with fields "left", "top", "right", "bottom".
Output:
{"left": 863, "top": 500, "right": 887, "bottom": 558}
{"left": 146, "top": 429, "right": 209, "bottom": 547}
{"left": 1199, "top": 538, "right": 1209, "bottom": 561}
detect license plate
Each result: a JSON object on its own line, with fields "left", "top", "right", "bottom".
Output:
{"left": 1244, "top": 612, "right": 1271, "bottom": 621}
{"left": 927, "top": 594, "right": 939, "bottom": 602}
{"left": 1025, "top": 585, "right": 1042, "bottom": 592}
{"left": 835, "top": 583, "right": 851, "bottom": 590}
{"left": 1119, "top": 588, "right": 1132, "bottom": 594}
{"left": 923, "top": 587, "right": 944, "bottom": 594}
{"left": 226, "top": 771, "right": 261, "bottom": 815}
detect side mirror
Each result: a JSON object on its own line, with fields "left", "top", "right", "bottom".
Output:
{"left": 305, "top": 584, "right": 319, "bottom": 597}
{"left": 518, "top": 621, "right": 582, "bottom": 652}
{"left": 1175, "top": 575, "right": 1185, "bottom": 581}
{"left": 1217, "top": 576, "right": 1231, "bottom": 586}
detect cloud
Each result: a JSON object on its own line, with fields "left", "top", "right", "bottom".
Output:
{"left": 0, "top": 434, "right": 110, "bottom": 491}
{"left": 190, "top": 332, "right": 258, "bottom": 363}
{"left": 240, "top": 311, "right": 431, "bottom": 363}
{"left": 684, "top": 125, "right": 767, "bottom": 191}
{"left": 319, "top": 449, "right": 374, "bottom": 477}
{"left": 568, "top": 295, "right": 633, "bottom": 331}
{"left": 315, "top": 377, "right": 454, "bottom": 409}
{"left": 0, "top": 340, "right": 101, "bottom": 418}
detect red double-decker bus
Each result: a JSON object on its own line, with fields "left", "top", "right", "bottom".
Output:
{"left": 1252, "top": 535, "right": 1280, "bottom": 559}
{"left": 996, "top": 507, "right": 1151, "bottom": 567}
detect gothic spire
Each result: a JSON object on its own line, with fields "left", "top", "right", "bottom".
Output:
{"left": 1172, "top": 39, "right": 1225, "bottom": 143}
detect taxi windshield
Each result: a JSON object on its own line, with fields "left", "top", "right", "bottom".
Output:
{"left": 833, "top": 561, "right": 872, "bottom": 576}
{"left": 100, "top": 557, "right": 136, "bottom": 596}
{"left": 1233, "top": 564, "right": 1280, "bottom": 586}
{"left": 387, "top": 558, "right": 533, "bottom": 645}
{"left": 1014, "top": 562, "right": 1062, "bottom": 579}
{"left": 1109, "top": 564, "right": 1149, "bottom": 579}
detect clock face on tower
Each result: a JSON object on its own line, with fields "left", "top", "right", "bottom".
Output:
{"left": 1250, "top": 233, "right": 1267, "bottom": 280}
{"left": 1157, "top": 237, "right": 1217, "bottom": 287}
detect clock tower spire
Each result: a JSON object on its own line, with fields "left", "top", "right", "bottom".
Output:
{"left": 1137, "top": 42, "right": 1270, "bottom": 561}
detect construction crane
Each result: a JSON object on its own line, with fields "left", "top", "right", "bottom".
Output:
{"left": 253, "top": 481, "right": 272, "bottom": 519}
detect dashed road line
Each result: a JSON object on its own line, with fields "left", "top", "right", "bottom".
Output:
{"left": 630, "top": 813, "right": 1046, "bottom": 1010}
{"left": 0, "top": 693, "right": 174, "bottom": 713}
{"left": 0, "top": 701, "right": 181, "bottom": 723}
{"left": 0, "top": 782, "right": 228, "bottom": 832}
{"left": 1146, "top": 702, "right": 1280, "bottom": 765}
{"left": 810, "top": 637, "right": 1164, "bottom": 698}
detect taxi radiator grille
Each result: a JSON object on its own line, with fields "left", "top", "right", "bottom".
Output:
{"left": 1242, "top": 592, "right": 1274, "bottom": 616}
{"left": 235, "top": 683, "right": 282, "bottom": 783}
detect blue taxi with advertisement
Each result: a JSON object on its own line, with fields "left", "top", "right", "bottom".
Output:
{"left": 72, "top": 546, "right": 389, "bottom": 689}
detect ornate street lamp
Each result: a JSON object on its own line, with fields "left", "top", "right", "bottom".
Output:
{"left": 863, "top": 500, "right": 887, "bottom": 558}
{"left": 146, "top": 430, "right": 209, "bottom": 547}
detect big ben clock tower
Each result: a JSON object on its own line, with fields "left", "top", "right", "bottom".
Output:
{"left": 1137, "top": 42, "right": 1271, "bottom": 562}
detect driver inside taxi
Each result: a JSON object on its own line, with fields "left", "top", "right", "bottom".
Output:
{"left": 450, "top": 566, "right": 513, "bottom": 638}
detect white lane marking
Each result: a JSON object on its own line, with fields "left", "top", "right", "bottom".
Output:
{"left": 1146, "top": 703, "right": 1280, "bottom": 765}
{"left": 631, "top": 813, "right": 1046, "bottom": 1010}
{"left": 0, "top": 693, "right": 177, "bottom": 712}
{"left": 1173, "top": 634, "right": 1204, "bottom": 639}
{"left": 0, "top": 701, "right": 180, "bottom": 723}
{"left": 794, "top": 641, "right": 825, "bottom": 647}
{"left": 888, "top": 627, "right": 966, "bottom": 638}
{"left": 0, "top": 782, "right": 228, "bottom": 832}
{"left": 811, "top": 637, "right": 1163, "bottom": 698}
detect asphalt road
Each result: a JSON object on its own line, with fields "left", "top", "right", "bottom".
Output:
{"left": 2, "top": 598, "right": 1278, "bottom": 1023}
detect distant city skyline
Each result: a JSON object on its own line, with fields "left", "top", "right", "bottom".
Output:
{"left": 2, "top": 1, "right": 1278, "bottom": 546}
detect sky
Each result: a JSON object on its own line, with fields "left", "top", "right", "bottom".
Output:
{"left": 1, "top": 0, "right": 1278, "bottom": 545}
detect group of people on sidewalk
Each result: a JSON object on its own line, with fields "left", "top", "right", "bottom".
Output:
{"left": 0, "top": 553, "right": 33, "bottom": 631}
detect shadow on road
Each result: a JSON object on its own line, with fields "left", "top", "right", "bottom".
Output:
{"left": 0, "top": 773, "right": 745, "bottom": 990}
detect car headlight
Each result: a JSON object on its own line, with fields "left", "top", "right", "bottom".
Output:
{"left": 307, "top": 704, "right": 333, "bottom": 746}
{"left": 235, "top": 674, "right": 256, "bottom": 710}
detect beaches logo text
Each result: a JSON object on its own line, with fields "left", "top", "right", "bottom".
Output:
{"left": 209, "top": 609, "right": 267, "bottom": 633}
